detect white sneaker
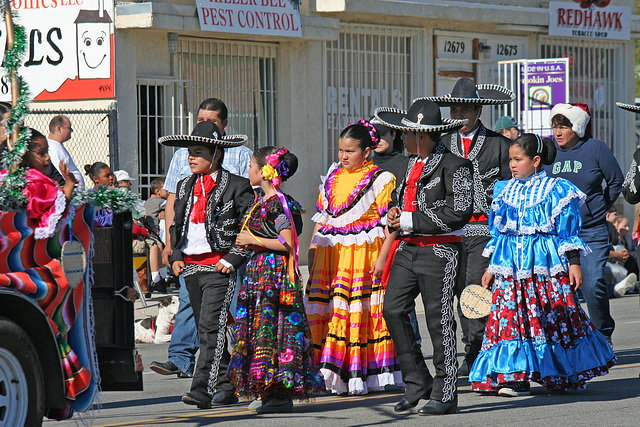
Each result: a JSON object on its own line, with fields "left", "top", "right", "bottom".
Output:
{"left": 248, "top": 400, "right": 262, "bottom": 410}
{"left": 498, "top": 382, "right": 531, "bottom": 397}
{"left": 613, "top": 273, "right": 637, "bottom": 298}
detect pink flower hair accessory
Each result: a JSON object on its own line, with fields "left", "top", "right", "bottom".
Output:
{"left": 348, "top": 119, "right": 380, "bottom": 148}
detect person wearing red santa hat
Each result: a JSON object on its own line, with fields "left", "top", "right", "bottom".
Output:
{"left": 544, "top": 103, "right": 623, "bottom": 347}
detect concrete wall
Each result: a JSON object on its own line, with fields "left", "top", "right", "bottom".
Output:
{"left": 115, "top": 29, "right": 139, "bottom": 187}
{"left": 277, "top": 39, "right": 327, "bottom": 263}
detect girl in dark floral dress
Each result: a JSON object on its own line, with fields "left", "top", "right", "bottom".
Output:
{"left": 227, "top": 146, "right": 324, "bottom": 413}
{"left": 470, "top": 134, "right": 616, "bottom": 397}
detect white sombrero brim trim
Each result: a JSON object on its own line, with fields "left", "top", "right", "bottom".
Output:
{"left": 158, "top": 133, "right": 248, "bottom": 147}
{"left": 374, "top": 107, "right": 468, "bottom": 132}
{"left": 616, "top": 102, "right": 640, "bottom": 113}
{"left": 418, "top": 84, "right": 515, "bottom": 106}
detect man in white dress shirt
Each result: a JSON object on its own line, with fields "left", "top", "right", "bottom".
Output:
{"left": 47, "top": 115, "right": 85, "bottom": 190}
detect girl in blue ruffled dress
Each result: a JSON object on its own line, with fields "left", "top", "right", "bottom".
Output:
{"left": 469, "top": 133, "right": 616, "bottom": 397}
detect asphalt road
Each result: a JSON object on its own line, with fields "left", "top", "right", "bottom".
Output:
{"left": 45, "top": 293, "right": 640, "bottom": 427}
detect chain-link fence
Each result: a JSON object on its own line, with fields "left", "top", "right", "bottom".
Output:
{"left": 25, "top": 105, "right": 116, "bottom": 190}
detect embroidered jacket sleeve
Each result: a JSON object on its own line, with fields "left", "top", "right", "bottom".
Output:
{"left": 409, "top": 160, "right": 474, "bottom": 235}
{"left": 623, "top": 148, "right": 640, "bottom": 204}
{"left": 482, "top": 180, "right": 509, "bottom": 258}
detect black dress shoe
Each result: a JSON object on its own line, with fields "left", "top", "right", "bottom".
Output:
{"left": 394, "top": 398, "right": 419, "bottom": 412}
{"left": 211, "top": 390, "right": 239, "bottom": 406}
{"left": 458, "top": 360, "right": 470, "bottom": 377}
{"left": 418, "top": 397, "right": 457, "bottom": 416}
{"left": 182, "top": 391, "right": 212, "bottom": 409}
{"left": 256, "top": 398, "right": 293, "bottom": 413}
{"left": 150, "top": 360, "right": 181, "bottom": 375}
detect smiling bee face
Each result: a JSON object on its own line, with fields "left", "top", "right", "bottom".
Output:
{"left": 76, "top": 23, "right": 111, "bottom": 79}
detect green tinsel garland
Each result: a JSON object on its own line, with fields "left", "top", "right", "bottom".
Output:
{"left": 0, "top": 13, "right": 30, "bottom": 211}
{"left": 0, "top": 12, "right": 139, "bottom": 214}
{"left": 72, "top": 188, "right": 143, "bottom": 214}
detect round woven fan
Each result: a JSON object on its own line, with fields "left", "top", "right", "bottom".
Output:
{"left": 61, "top": 240, "right": 86, "bottom": 289}
{"left": 460, "top": 284, "right": 492, "bottom": 319}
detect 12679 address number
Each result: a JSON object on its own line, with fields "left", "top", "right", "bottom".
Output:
{"left": 443, "top": 40, "right": 465, "bottom": 54}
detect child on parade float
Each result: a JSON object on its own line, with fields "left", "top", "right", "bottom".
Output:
{"left": 305, "top": 120, "right": 403, "bottom": 395}
{"left": 21, "top": 128, "right": 78, "bottom": 237}
{"left": 160, "top": 121, "right": 255, "bottom": 409}
{"left": 469, "top": 133, "right": 617, "bottom": 396}
{"left": 226, "top": 146, "right": 325, "bottom": 413}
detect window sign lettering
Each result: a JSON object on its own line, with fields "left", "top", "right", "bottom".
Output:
{"left": 195, "top": 0, "right": 301, "bottom": 37}
{"left": 549, "top": 1, "right": 630, "bottom": 41}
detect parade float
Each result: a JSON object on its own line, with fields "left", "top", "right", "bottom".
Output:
{"left": 0, "top": 2, "right": 141, "bottom": 425}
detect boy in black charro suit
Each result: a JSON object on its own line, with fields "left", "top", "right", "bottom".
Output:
{"left": 160, "top": 121, "right": 254, "bottom": 409}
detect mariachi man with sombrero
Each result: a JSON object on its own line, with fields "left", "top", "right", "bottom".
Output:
{"left": 159, "top": 121, "right": 254, "bottom": 409}
{"left": 424, "top": 78, "right": 515, "bottom": 375}
{"left": 375, "top": 99, "right": 473, "bottom": 416}
{"left": 617, "top": 101, "right": 640, "bottom": 378}
{"left": 617, "top": 102, "right": 640, "bottom": 205}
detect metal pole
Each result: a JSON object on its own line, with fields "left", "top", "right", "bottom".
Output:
{"left": 109, "top": 102, "right": 119, "bottom": 170}
{"left": 4, "top": 0, "right": 19, "bottom": 151}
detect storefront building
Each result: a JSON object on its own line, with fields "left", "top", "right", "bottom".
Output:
{"left": 21, "top": 0, "right": 640, "bottom": 260}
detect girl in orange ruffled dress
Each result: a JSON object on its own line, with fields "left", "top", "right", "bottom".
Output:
{"left": 306, "top": 120, "right": 403, "bottom": 395}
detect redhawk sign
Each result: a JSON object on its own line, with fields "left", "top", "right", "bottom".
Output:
{"left": 549, "top": 1, "right": 630, "bottom": 40}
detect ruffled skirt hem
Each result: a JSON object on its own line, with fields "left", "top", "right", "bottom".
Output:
{"left": 469, "top": 335, "right": 616, "bottom": 392}
{"left": 320, "top": 369, "right": 404, "bottom": 395}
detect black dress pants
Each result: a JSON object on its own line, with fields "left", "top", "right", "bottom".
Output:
{"left": 184, "top": 267, "right": 236, "bottom": 396}
{"left": 383, "top": 242, "right": 462, "bottom": 404}
{"left": 457, "top": 233, "right": 491, "bottom": 367}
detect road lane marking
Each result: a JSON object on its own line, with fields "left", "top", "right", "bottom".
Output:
{"left": 93, "top": 361, "right": 640, "bottom": 426}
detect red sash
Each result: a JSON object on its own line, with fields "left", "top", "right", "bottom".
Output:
{"left": 183, "top": 251, "right": 227, "bottom": 265}
{"left": 468, "top": 213, "right": 488, "bottom": 222}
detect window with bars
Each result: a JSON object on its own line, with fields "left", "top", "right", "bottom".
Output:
{"left": 136, "top": 78, "right": 191, "bottom": 199}
{"left": 177, "top": 38, "right": 279, "bottom": 150}
{"left": 540, "top": 37, "right": 627, "bottom": 155}
{"left": 324, "top": 24, "right": 426, "bottom": 168}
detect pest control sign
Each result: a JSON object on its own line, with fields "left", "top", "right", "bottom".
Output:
{"left": 0, "top": 0, "right": 115, "bottom": 101}
{"left": 549, "top": 1, "right": 630, "bottom": 41}
{"left": 196, "top": 0, "right": 301, "bottom": 37}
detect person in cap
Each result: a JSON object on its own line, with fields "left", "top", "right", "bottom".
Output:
{"left": 544, "top": 103, "right": 623, "bottom": 346}
{"left": 159, "top": 121, "right": 254, "bottom": 409}
{"left": 494, "top": 115, "right": 521, "bottom": 141}
{"left": 375, "top": 99, "right": 473, "bottom": 415}
{"left": 114, "top": 169, "right": 135, "bottom": 189}
{"left": 423, "top": 77, "right": 514, "bottom": 376}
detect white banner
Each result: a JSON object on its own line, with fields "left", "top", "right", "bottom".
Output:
{"left": 549, "top": 1, "right": 630, "bottom": 41}
{"left": 195, "top": 0, "right": 301, "bottom": 38}
{"left": 0, "top": 0, "right": 115, "bottom": 101}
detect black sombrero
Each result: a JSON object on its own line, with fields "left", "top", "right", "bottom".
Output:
{"left": 616, "top": 102, "right": 640, "bottom": 113}
{"left": 374, "top": 99, "right": 467, "bottom": 133}
{"left": 420, "top": 77, "right": 515, "bottom": 106}
{"left": 159, "top": 121, "right": 248, "bottom": 148}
